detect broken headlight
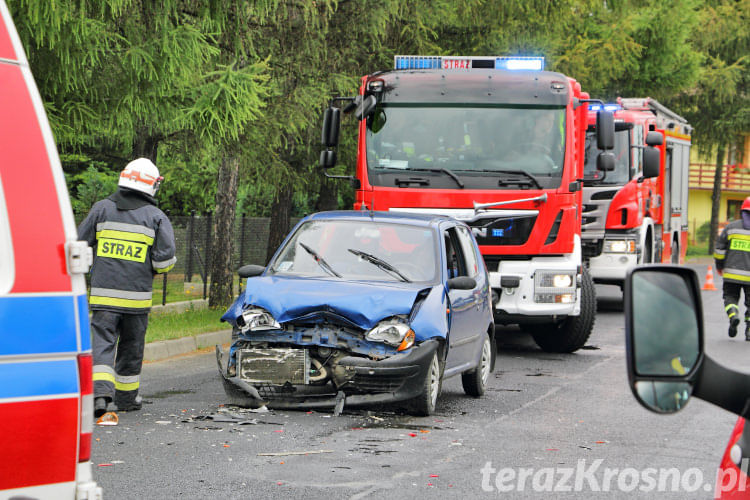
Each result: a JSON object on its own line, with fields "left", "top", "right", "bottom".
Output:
{"left": 366, "top": 321, "right": 415, "bottom": 351}
{"left": 236, "top": 307, "right": 281, "bottom": 331}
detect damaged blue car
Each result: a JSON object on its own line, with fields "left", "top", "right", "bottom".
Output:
{"left": 216, "top": 211, "right": 495, "bottom": 415}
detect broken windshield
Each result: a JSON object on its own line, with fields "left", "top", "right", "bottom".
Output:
{"left": 366, "top": 106, "right": 566, "bottom": 190}
{"left": 269, "top": 220, "right": 438, "bottom": 283}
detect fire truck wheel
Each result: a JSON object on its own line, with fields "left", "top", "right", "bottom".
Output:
{"left": 671, "top": 240, "right": 679, "bottom": 264}
{"left": 529, "top": 268, "right": 596, "bottom": 353}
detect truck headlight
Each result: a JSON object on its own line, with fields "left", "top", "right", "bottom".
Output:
{"left": 236, "top": 307, "right": 280, "bottom": 331}
{"left": 535, "top": 271, "right": 577, "bottom": 304}
{"left": 366, "top": 321, "right": 415, "bottom": 351}
{"left": 603, "top": 239, "right": 636, "bottom": 253}
{"left": 552, "top": 274, "right": 573, "bottom": 288}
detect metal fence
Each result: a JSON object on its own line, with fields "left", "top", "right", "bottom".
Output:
{"left": 77, "top": 211, "right": 300, "bottom": 305}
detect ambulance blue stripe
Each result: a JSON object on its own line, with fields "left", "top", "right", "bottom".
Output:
{"left": 0, "top": 296, "right": 78, "bottom": 355}
{"left": 0, "top": 359, "right": 78, "bottom": 399}
{"left": 77, "top": 294, "right": 91, "bottom": 351}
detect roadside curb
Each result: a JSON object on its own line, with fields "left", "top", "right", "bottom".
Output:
{"left": 144, "top": 329, "right": 231, "bottom": 362}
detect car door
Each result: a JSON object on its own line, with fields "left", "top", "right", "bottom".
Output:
{"left": 443, "top": 225, "right": 479, "bottom": 375}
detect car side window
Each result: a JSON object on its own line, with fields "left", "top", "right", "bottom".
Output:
{"left": 456, "top": 226, "right": 479, "bottom": 278}
{"left": 444, "top": 228, "right": 468, "bottom": 279}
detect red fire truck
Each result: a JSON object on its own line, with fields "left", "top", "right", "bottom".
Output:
{"left": 582, "top": 98, "right": 692, "bottom": 287}
{"left": 320, "top": 55, "right": 615, "bottom": 353}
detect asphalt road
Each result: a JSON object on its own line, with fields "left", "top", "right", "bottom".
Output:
{"left": 92, "top": 264, "right": 746, "bottom": 499}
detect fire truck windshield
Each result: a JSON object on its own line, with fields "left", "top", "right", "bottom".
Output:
{"left": 366, "top": 106, "right": 565, "bottom": 190}
{"left": 584, "top": 129, "right": 631, "bottom": 185}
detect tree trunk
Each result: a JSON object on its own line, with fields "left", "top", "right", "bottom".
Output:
{"left": 709, "top": 144, "right": 726, "bottom": 255}
{"left": 208, "top": 154, "right": 240, "bottom": 308}
{"left": 132, "top": 128, "right": 160, "bottom": 162}
{"left": 315, "top": 175, "right": 339, "bottom": 211}
{"left": 266, "top": 183, "right": 294, "bottom": 263}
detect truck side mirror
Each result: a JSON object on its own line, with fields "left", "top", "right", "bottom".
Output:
{"left": 321, "top": 107, "right": 341, "bottom": 148}
{"left": 642, "top": 147, "right": 660, "bottom": 178}
{"left": 596, "top": 111, "right": 615, "bottom": 150}
{"left": 645, "top": 131, "right": 663, "bottom": 146}
{"left": 355, "top": 95, "right": 377, "bottom": 121}
{"left": 597, "top": 152, "right": 615, "bottom": 171}
{"left": 625, "top": 266, "right": 703, "bottom": 414}
{"left": 319, "top": 149, "right": 337, "bottom": 169}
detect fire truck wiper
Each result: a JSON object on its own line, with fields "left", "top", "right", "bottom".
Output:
{"left": 299, "top": 242, "right": 341, "bottom": 278}
{"left": 348, "top": 249, "right": 411, "bottom": 282}
{"left": 454, "top": 169, "right": 542, "bottom": 189}
{"left": 408, "top": 167, "right": 465, "bottom": 188}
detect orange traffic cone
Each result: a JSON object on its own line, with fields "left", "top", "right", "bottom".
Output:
{"left": 703, "top": 266, "right": 718, "bottom": 291}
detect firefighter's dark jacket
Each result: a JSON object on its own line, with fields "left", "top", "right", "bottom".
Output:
{"left": 714, "top": 218, "right": 750, "bottom": 284}
{"left": 78, "top": 188, "right": 176, "bottom": 313}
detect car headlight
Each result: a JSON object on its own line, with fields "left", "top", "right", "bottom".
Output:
{"left": 603, "top": 239, "right": 636, "bottom": 253}
{"left": 236, "top": 307, "right": 280, "bottom": 331}
{"left": 365, "top": 321, "right": 415, "bottom": 351}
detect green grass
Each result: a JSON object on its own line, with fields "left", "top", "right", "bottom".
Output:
{"left": 686, "top": 243, "right": 710, "bottom": 261}
{"left": 145, "top": 307, "right": 227, "bottom": 342}
{"left": 150, "top": 275, "right": 241, "bottom": 305}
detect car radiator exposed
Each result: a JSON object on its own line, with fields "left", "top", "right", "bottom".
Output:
{"left": 237, "top": 348, "right": 310, "bottom": 385}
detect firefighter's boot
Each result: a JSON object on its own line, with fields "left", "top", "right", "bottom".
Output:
{"left": 115, "top": 392, "right": 142, "bottom": 412}
{"left": 729, "top": 317, "right": 740, "bottom": 338}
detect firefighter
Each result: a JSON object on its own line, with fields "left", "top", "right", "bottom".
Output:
{"left": 78, "top": 158, "right": 176, "bottom": 418}
{"left": 714, "top": 197, "right": 750, "bottom": 340}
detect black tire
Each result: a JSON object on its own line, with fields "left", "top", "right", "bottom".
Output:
{"left": 530, "top": 267, "right": 596, "bottom": 353}
{"left": 643, "top": 233, "right": 652, "bottom": 264}
{"left": 671, "top": 239, "right": 680, "bottom": 264}
{"left": 461, "top": 332, "right": 493, "bottom": 397}
{"left": 410, "top": 351, "right": 441, "bottom": 416}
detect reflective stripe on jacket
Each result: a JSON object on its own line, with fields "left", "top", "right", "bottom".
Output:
{"left": 715, "top": 220, "right": 750, "bottom": 284}
{"left": 78, "top": 189, "right": 176, "bottom": 313}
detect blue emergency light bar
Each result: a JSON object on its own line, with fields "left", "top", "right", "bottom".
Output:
{"left": 394, "top": 56, "right": 545, "bottom": 71}
{"left": 588, "top": 103, "right": 622, "bottom": 112}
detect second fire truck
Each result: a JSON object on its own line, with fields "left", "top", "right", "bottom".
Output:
{"left": 582, "top": 98, "right": 692, "bottom": 287}
{"left": 320, "top": 55, "right": 616, "bottom": 353}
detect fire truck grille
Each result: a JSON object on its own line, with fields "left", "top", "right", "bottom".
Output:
{"left": 467, "top": 215, "right": 536, "bottom": 246}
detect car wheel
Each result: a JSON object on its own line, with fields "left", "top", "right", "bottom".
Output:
{"left": 462, "top": 332, "right": 493, "bottom": 397}
{"left": 411, "top": 351, "right": 441, "bottom": 416}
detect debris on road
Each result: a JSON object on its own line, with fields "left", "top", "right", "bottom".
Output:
{"left": 96, "top": 412, "right": 118, "bottom": 426}
{"left": 258, "top": 450, "right": 334, "bottom": 457}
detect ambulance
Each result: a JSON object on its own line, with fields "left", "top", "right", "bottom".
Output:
{"left": 0, "top": 1, "right": 101, "bottom": 498}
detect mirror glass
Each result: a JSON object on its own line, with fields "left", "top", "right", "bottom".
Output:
{"left": 632, "top": 270, "right": 700, "bottom": 376}
{"left": 635, "top": 381, "right": 692, "bottom": 413}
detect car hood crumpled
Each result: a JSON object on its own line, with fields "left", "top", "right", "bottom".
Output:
{"left": 222, "top": 275, "right": 437, "bottom": 332}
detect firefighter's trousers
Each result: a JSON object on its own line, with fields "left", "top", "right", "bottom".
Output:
{"left": 91, "top": 310, "right": 149, "bottom": 405}
{"left": 723, "top": 282, "right": 750, "bottom": 323}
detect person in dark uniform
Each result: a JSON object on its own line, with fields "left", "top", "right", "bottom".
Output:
{"left": 714, "top": 197, "right": 750, "bottom": 340}
{"left": 78, "top": 158, "right": 176, "bottom": 418}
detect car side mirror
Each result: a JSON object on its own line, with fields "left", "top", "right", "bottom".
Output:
{"left": 642, "top": 147, "right": 660, "bottom": 178}
{"left": 238, "top": 264, "right": 265, "bottom": 278}
{"left": 645, "top": 131, "right": 663, "bottom": 146}
{"left": 447, "top": 276, "right": 476, "bottom": 290}
{"left": 625, "top": 266, "right": 703, "bottom": 413}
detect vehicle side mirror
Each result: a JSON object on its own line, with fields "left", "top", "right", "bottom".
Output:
{"left": 596, "top": 110, "right": 615, "bottom": 150}
{"left": 645, "top": 131, "right": 663, "bottom": 146}
{"left": 238, "top": 264, "right": 265, "bottom": 278}
{"left": 642, "top": 147, "right": 660, "bottom": 178}
{"left": 625, "top": 266, "right": 703, "bottom": 413}
{"left": 321, "top": 107, "right": 341, "bottom": 148}
{"left": 447, "top": 276, "right": 476, "bottom": 290}
{"left": 319, "top": 149, "right": 337, "bottom": 169}
{"left": 597, "top": 152, "right": 615, "bottom": 171}
{"left": 355, "top": 95, "right": 377, "bottom": 121}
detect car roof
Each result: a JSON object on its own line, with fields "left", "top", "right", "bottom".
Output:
{"left": 304, "top": 210, "right": 454, "bottom": 228}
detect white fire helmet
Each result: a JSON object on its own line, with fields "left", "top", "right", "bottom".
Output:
{"left": 118, "top": 158, "right": 163, "bottom": 196}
